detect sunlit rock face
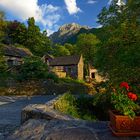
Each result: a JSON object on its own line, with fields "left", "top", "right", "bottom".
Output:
{"left": 49, "top": 23, "right": 90, "bottom": 45}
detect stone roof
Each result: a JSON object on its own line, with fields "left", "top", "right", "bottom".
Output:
{"left": 49, "top": 55, "right": 81, "bottom": 66}
{"left": 4, "top": 46, "right": 31, "bottom": 58}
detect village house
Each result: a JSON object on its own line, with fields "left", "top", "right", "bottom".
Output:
{"left": 43, "top": 54, "right": 84, "bottom": 80}
{"left": 3, "top": 46, "right": 31, "bottom": 67}
{"left": 43, "top": 54, "right": 106, "bottom": 82}
{"left": 88, "top": 64, "right": 106, "bottom": 82}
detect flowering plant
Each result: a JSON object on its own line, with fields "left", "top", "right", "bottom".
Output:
{"left": 111, "top": 82, "right": 140, "bottom": 118}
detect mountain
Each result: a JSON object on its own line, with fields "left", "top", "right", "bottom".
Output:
{"left": 49, "top": 23, "right": 90, "bottom": 45}
{"left": 49, "top": 23, "right": 104, "bottom": 45}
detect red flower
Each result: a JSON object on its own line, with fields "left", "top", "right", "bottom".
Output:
{"left": 127, "top": 92, "right": 138, "bottom": 101}
{"left": 120, "top": 82, "right": 129, "bottom": 90}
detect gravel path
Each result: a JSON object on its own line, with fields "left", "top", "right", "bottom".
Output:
{"left": 0, "top": 95, "right": 55, "bottom": 138}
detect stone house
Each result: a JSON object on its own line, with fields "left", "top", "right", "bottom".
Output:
{"left": 88, "top": 64, "right": 106, "bottom": 82}
{"left": 3, "top": 46, "right": 31, "bottom": 67}
{"left": 43, "top": 54, "right": 84, "bottom": 80}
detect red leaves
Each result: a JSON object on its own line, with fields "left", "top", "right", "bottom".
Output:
{"left": 120, "top": 82, "right": 130, "bottom": 91}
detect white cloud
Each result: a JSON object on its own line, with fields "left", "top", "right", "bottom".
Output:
{"left": 47, "top": 24, "right": 59, "bottom": 36}
{"left": 95, "top": 25, "right": 102, "bottom": 28}
{"left": 0, "top": 0, "right": 61, "bottom": 35}
{"left": 87, "top": 0, "right": 97, "bottom": 4}
{"left": 64, "top": 0, "right": 81, "bottom": 15}
{"left": 116, "top": 0, "right": 125, "bottom": 6}
{"left": 108, "top": 0, "right": 125, "bottom": 5}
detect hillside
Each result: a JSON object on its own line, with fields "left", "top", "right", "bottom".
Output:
{"left": 49, "top": 23, "right": 104, "bottom": 45}
{"left": 49, "top": 23, "right": 89, "bottom": 45}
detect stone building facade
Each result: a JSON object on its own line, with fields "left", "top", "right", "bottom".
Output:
{"left": 3, "top": 46, "right": 31, "bottom": 67}
{"left": 44, "top": 54, "right": 84, "bottom": 80}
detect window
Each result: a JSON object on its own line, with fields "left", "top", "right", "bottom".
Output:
{"left": 91, "top": 72, "right": 95, "bottom": 79}
{"left": 7, "top": 60, "right": 14, "bottom": 67}
{"left": 55, "top": 66, "right": 64, "bottom": 71}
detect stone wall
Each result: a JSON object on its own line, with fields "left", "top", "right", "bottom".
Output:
{"left": 77, "top": 55, "right": 84, "bottom": 80}
{"left": 21, "top": 96, "right": 76, "bottom": 124}
{"left": 0, "top": 79, "right": 92, "bottom": 95}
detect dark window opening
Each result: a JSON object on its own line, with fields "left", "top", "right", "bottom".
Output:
{"left": 7, "top": 60, "right": 14, "bottom": 67}
{"left": 91, "top": 72, "right": 95, "bottom": 79}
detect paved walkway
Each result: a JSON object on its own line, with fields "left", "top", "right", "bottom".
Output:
{"left": 0, "top": 95, "right": 55, "bottom": 138}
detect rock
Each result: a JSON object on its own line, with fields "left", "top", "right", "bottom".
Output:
{"left": 7, "top": 119, "right": 108, "bottom": 140}
{"left": 49, "top": 23, "right": 89, "bottom": 44}
{"left": 6, "top": 119, "right": 47, "bottom": 140}
{"left": 46, "top": 127, "right": 98, "bottom": 140}
{"left": 0, "top": 133, "right": 4, "bottom": 140}
{"left": 7, "top": 119, "right": 140, "bottom": 140}
{"left": 21, "top": 104, "right": 75, "bottom": 124}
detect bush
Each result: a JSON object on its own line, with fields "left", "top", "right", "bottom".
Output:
{"left": 54, "top": 90, "right": 113, "bottom": 121}
{"left": 92, "top": 91, "right": 112, "bottom": 120}
{"left": 54, "top": 92, "right": 97, "bottom": 121}
{"left": 54, "top": 92, "right": 79, "bottom": 118}
{"left": 17, "top": 56, "right": 48, "bottom": 81}
{"left": 76, "top": 95, "right": 97, "bottom": 121}
{"left": 46, "top": 72, "right": 59, "bottom": 83}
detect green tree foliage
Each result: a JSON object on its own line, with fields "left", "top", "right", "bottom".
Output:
{"left": 53, "top": 44, "right": 70, "bottom": 56}
{"left": 1, "top": 16, "right": 51, "bottom": 57}
{"left": 18, "top": 56, "right": 48, "bottom": 80}
{"left": 0, "top": 44, "right": 8, "bottom": 74}
{"left": 95, "top": 0, "right": 140, "bottom": 84}
{"left": 6, "top": 20, "right": 27, "bottom": 44}
{"left": 76, "top": 33, "right": 100, "bottom": 63}
{"left": 64, "top": 43, "right": 76, "bottom": 55}
{"left": 0, "top": 11, "right": 7, "bottom": 43}
{"left": 25, "top": 17, "right": 51, "bottom": 56}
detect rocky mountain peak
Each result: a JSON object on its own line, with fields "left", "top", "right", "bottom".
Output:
{"left": 59, "top": 23, "right": 82, "bottom": 31}
{"left": 50, "top": 23, "right": 90, "bottom": 44}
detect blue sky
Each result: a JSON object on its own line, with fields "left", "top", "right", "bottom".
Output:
{"left": 0, "top": 0, "right": 111, "bottom": 35}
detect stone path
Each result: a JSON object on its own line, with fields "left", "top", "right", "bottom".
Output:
{"left": 7, "top": 119, "right": 140, "bottom": 140}
{"left": 0, "top": 95, "right": 55, "bottom": 139}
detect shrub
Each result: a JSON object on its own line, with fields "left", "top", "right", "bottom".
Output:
{"left": 54, "top": 92, "right": 97, "bottom": 121}
{"left": 46, "top": 72, "right": 59, "bottom": 83}
{"left": 54, "top": 92, "right": 79, "bottom": 118}
{"left": 17, "top": 56, "right": 48, "bottom": 81}
{"left": 92, "top": 92, "right": 112, "bottom": 120}
{"left": 76, "top": 95, "right": 97, "bottom": 121}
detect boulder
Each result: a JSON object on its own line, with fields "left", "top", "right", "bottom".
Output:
{"left": 46, "top": 127, "right": 97, "bottom": 140}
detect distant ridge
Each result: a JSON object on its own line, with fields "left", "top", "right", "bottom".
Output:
{"left": 49, "top": 23, "right": 90, "bottom": 45}
{"left": 49, "top": 23, "right": 103, "bottom": 45}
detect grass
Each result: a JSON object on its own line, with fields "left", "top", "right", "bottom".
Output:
{"left": 54, "top": 92, "right": 97, "bottom": 121}
{"left": 54, "top": 90, "right": 113, "bottom": 121}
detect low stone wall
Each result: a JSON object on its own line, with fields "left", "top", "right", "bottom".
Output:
{"left": 0, "top": 79, "right": 94, "bottom": 95}
{"left": 21, "top": 95, "right": 76, "bottom": 124}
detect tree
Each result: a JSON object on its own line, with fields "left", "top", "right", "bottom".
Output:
{"left": 6, "top": 20, "right": 27, "bottom": 44}
{"left": 0, "top": 11, "right": 7, "bottom": 43}
{"left": 53, "top": 44, "right": 70, "bottom": 56}
{"left": 64, "top": 43, "right": 76, "bottom": 55}
{"left": 25, "top": 17, "right": 51, "bottom": 56}
{"left": 76, "top": 33, "right": 100, "bottom": 63}
{"left": 95, "top": 0, "right": 140, "bottom": 84}
{"left": 0, "top": 44, "right": 8, "bottom": 74}
{"left": 18, "top": 56, "right": 48, "bottom": 80}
